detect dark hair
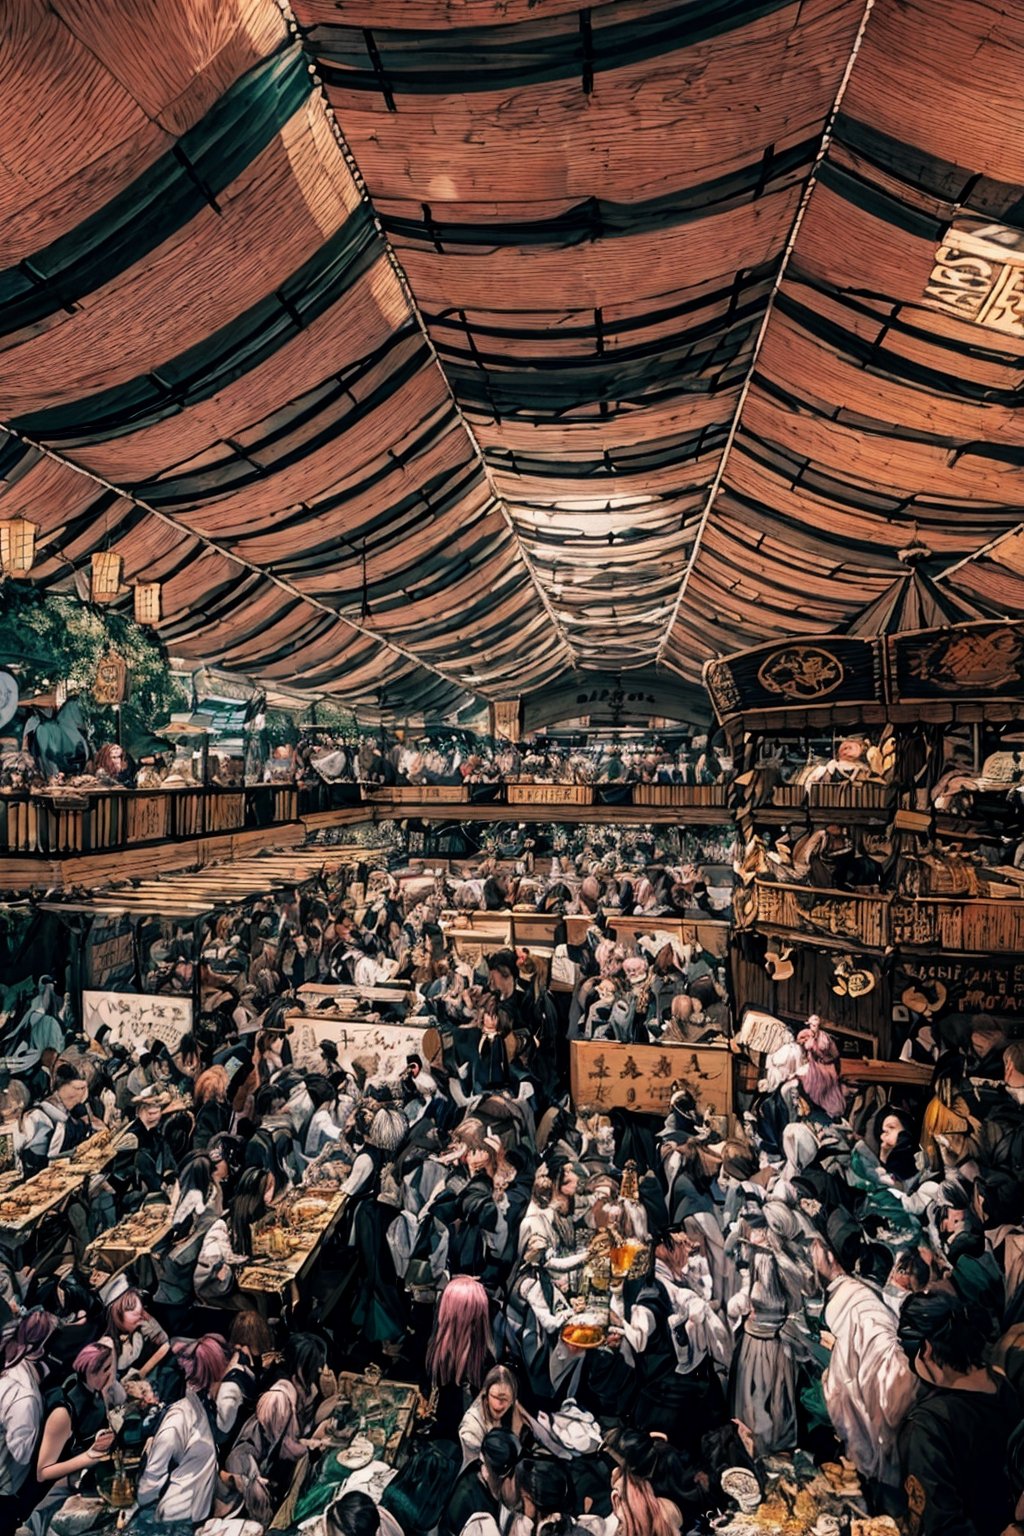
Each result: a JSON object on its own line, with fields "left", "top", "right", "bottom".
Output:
{"left": 283, "top": 1332, "right": 328, "bottom": 1394}
{"left": 518, "top": 1458, "right": 574, "bottom": 1523}
{"left": 897, "top": 1292, "right": 990, "bottom": 1373}
{"left": 254, "top": 1083, "right": 286, "bottom": 1116}
{"left": 177, "top": 1152, "right": 213, "bottom": 1204}
{"left": 481, "top": 1428, "right": 520, "bottom": 1478}
{"left": 304, "top": 1075, "right": 337, "bottom": 1111}
{"left": 229, "top": 1166, "right": 270, "bottom": 1257}
{"left": 485, "top": 949, "right": 518, "bottom": 981}
{"left": 326, "top": 1490, "right": 379, "bottom": 1536}
{"left": 52, "top": 1063, "right": 86, "bottom": 1089}
{"left": 856, "top": 1243, "right": 894, "bottom": 1288}
{"left": 976, "top": 1172, "right": 1024, "bottom": 1229}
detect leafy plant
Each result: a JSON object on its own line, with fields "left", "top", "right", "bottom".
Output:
{"left": 0, "top": 584, "right": 187, "bottom": 749}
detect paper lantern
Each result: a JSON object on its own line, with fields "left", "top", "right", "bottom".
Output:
{"left": 0, "top": 518, "right": 37, "bottom": 576}
{"left": 133, "top": 582, "right": 161, "bottom": 625}
{"left": 91, "top": 550, "right": 123, "bottom": 603}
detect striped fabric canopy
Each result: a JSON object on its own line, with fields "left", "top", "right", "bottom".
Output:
{"left": 1, "top": 0, "right": 1021, "bottom": 714}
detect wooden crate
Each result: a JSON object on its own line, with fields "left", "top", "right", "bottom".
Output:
{"left": 511, "top": 913, "right": 563, "bottom": 945}
{"left": 207, "top": 791, "right": 246, "bottom": 832}
{"left": 507, "top": 782, "right": 593, "bottom": 805}
{"left": 606, "top": 914, "right": 730, "bottom": 959}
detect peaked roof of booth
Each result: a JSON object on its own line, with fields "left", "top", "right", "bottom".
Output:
{"left": 1, "top": 1, "right": 1022, "bottom": 715}
{"left": 843, "top": 557, "right": 983, "bottom": 638}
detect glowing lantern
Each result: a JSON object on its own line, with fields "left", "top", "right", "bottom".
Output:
{"left": 91, "top": 550, "right": 123, "bottom": 603}
{"left": 133, "top": 582, "right": 161, "bottom": 625}
{"left": 0, "top": 518, "right": 37, "bottom": 576}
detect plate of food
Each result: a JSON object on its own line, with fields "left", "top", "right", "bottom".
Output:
{"left": 334, "top": 1435, "right": 375, "bottom": 1471}
{"left": 560, "top": 1320, "right": 608, "bottom": 1350}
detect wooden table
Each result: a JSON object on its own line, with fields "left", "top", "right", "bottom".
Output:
{"left": 238, "top": 1189, "right": 349, "bottom": 1312}
{"left": 84, "top": 1204, "right": 174, "bottom": 1282}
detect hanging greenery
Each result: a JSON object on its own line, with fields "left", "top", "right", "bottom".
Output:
{"left": 0, "top": 585, "right": 187, "bottom": 751}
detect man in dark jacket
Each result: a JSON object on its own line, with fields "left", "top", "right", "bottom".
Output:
{"left": 897, "top": 1291, "right": 1024, "bottom": 1536}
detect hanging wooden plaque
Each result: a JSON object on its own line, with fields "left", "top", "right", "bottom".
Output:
{"left": 93, "top": 651, "right": 130, "bottom": 706}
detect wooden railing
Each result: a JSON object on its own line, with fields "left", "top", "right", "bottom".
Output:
{"left": 750, "top": 878, "right": 1024, "bottom": 955}
{"left": 0, "top": 778, "right": 735, "bottom": 858}
{"left": 0, "top": 784, "right": 329, "bottom": 856}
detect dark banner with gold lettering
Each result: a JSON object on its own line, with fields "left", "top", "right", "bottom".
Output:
{"left": 704, "top": 638, "right": 882, "bottom": 723}
{"left": 889, "top": 622, "right": 1024, "bottom": 703}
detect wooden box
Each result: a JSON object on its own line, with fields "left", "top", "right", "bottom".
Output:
{"left": 126, "top": 793, "right": 171, "bottom": 844}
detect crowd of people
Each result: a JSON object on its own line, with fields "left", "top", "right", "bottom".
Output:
{"left": 1, "top": 852, "right": 1024, "bottom": 1536}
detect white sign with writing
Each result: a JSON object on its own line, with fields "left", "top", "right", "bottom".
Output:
{"left": 82, "top": 990, "right": 193, "bottom": 1053}
{"left": 286, "top": 1013, "right": 436, "bottom": 1075}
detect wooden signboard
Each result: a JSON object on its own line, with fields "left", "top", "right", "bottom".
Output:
{"left": 506, "top": 783, "right": 593, "bottom": 805}
{"left": 570, "top": 1039, "right": 733, "bottom": 1120}
{"left": 364, "top": 785, "right": 466, "bottom": 802}
{"left": 82, "top": 989, "right": 192, "bottom": 1052}
{"left": 895, "top": 955, "right": 1024, "bottom": 1020}
{"left": 85, "top": 916, "right": 136, "bottom": 990}
{"left": 286, "top": 1013, "right": 440, "bottom": 1074}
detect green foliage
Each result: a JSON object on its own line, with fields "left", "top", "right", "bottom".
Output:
{"left": 263, "top": 707, "right": 300, "bottom": 747}
{"left": 301, "top": 699, "right": 358, "bottom": 733}
{"left": 0, "top": 583, "right": 187, "bottom": 746}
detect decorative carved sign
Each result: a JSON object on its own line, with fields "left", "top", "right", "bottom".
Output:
{"left": 924, "top": 222, "right": 1024, "bottom": 338}
{"left": 492, "top": 699, "right": 522, "bottom": 739}
{"left": 758, "top": 646, "right": 845, "bottom": 701}
{"left": 93, "top": 651, "right": 129, "bottom": 706}
{"left": 892, "top": 623, "right": 1024, "bottom": 701}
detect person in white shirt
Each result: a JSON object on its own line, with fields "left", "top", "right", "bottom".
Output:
{"left": 136, "top": 1335, "right": 227, "bottom": 1524}
{"left": 814, "top": 1238, "right": 918, "bottom": 1507}
{"left": 0, "top": 1311, "right": 58, "bottom": 1521}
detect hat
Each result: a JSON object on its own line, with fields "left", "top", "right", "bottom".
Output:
{"left": 132, "top": 1086, "right": 172, "bottom": 1110}
{"left": 98, "top": 1272, "right": 132, "bottom": 1305}
{"left": 638, "top": 931, "right": 690, "bottom": 968}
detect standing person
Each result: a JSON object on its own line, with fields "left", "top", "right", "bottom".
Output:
{"left": 897, "top": 1293, "right": 1023, "bottom": 1536}
{"left": 424, "top": 1276, "right": 496, "bottom": 1442}
{"left": 136, "top": 1336, "right": 227, "bottom": 1524}
{"left": 728, "top": 1209, "right": 805, "bottom": 1456}
{"left": 814, "top": 1239, "right": 918, "bottom": 1512}
{"left": 224, "top": 1333, "right": 329, "bottom": 1528}
{"left": 0, "top": 1312, "right": 57, "bottom": 1526}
